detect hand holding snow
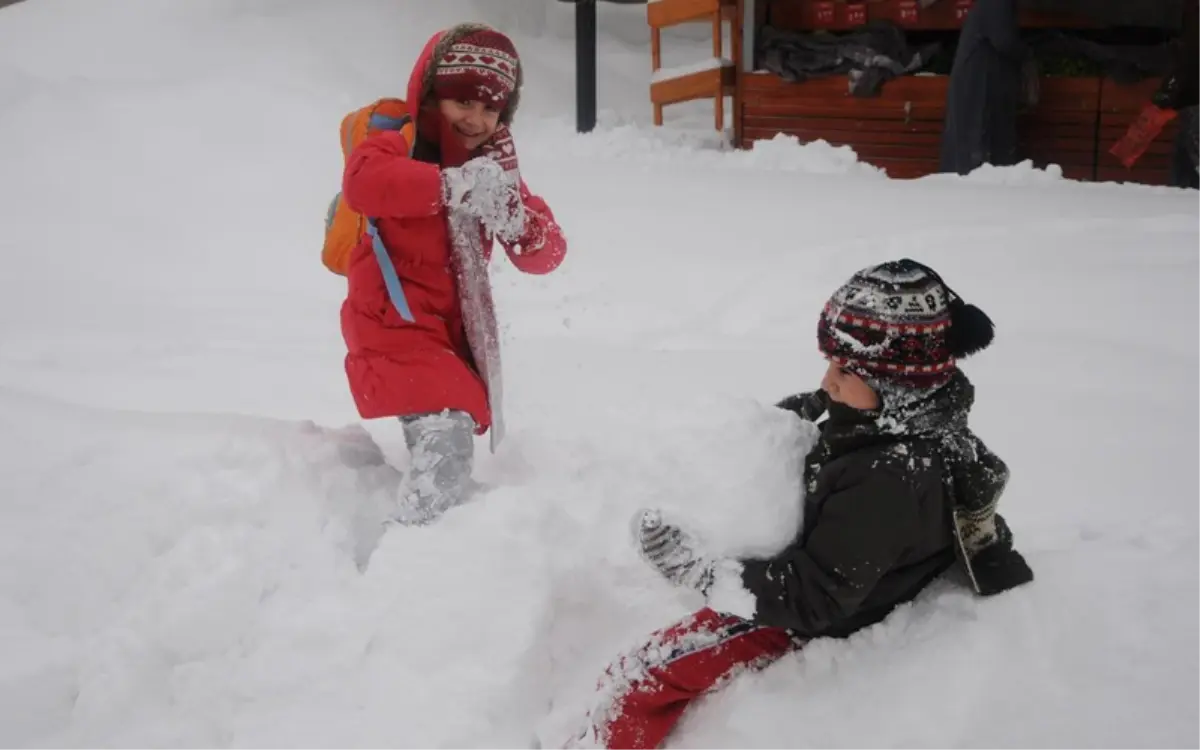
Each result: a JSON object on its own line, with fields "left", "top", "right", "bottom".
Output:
{"left": 442, "top": 156, "right": 526, "bottom": 243}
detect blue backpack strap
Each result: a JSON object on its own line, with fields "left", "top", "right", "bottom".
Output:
{"left": 368, "top": 219, "right": 416, "bottom": 323}
{"left": 362, "top": 110, "right": 416, "bottom": 323}
{"left": 368, "top": 112, "right": 412, "bottom": 132}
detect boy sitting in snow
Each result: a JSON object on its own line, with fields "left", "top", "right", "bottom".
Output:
{"left": 567, "top": 259, "right": 1033, "bottom": 749}
{"left": 338, "top": 24, "right": 567, "bottom": 526}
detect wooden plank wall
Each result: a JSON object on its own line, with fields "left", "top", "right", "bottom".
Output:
{"left": 737, "top": 0, "right": 1179, "bottom": 184}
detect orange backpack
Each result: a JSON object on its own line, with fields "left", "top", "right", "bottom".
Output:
{"left": 322, "top": 98, "right": 417, "bottom": 276}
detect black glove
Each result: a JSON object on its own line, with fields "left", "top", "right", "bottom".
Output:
{"left": 775, "top": 389, "right": 829, "bottom": 422}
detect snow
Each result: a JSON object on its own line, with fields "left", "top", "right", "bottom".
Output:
{"left": 444, "top": 157, "right": 527, "bottom": 242}
{"left": 651, "top": 57, "right": 732, "bottom": 83}
{"left": 0, "top": 0, "right": 1197, "bottom": 748}
{"left": 705, "top": 560, "right": 759, "bottom": 621}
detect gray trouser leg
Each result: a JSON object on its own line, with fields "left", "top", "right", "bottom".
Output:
{"left": 393, "top": 410, "right": 477, "bottom": 525}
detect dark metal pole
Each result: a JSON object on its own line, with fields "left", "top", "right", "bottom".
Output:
{"left": 576, "top": 0, "right": 597, "bottom": 133}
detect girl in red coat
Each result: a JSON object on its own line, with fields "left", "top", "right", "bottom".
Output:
{"left": 340, "top": 23, "right": 567, "bottom": 525}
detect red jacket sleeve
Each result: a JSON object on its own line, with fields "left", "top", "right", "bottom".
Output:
{"left": 501, "top": 181, "right": 567, "bottom": 275}
{"left": 342, "top": 130, "right": 444, "bottom": 219}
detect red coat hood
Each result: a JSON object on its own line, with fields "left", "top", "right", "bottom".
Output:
{"left": 407, "top": 30, "right": 443, "bottom": 117}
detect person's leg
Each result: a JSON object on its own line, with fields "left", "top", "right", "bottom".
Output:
{"left": 1157, "top": 2, "right": 1198, "bottom": 117}
{"left": 393, "top": 409, "right": 478, "bottom": 525}
{"left": 567, "top": 608, "right": 799, "bottom": 749}
{"left": 1170, "top": 105, "right": 1199, "bottom": 189}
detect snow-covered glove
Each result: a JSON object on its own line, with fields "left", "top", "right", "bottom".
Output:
{"left": 441, "top": 156, "right": 522, "bottom": 241}
{"left": 476, "top": 125, "right": 526, "bottom": 244}
{"left": 632, "top": 509, "right": 717, "bottom": 595}
{"left": 442, "top": 128, "right": 525, "bottom": 243}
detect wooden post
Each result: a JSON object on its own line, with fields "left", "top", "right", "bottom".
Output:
{"left": 713, "top": 8, "right": 724, "bottom": 131}
{"left": 652, "top": 26, "right": 663, "bottom": 125}
{"left": 733, "top": 0, "right": 750, "bottom": 148}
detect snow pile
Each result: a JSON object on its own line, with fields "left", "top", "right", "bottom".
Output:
{"left": 0, "top": 389, "right": 815, "bottom": 747}
{"left": 1, "top": 1, "right": 1197, "bottom": 748}
{"left": 957, "top": 159, "right": 1066, "bottom": 184}
{"left": 0, "top": 389, "right": 560, "bottom": 747}
{"left": 917, "top": 158, "right": 1068, "bottom": 186}
{"left": 518, "top": 120, "right": 886, "bottom": 178}
{"left": 733, "top": 133, "right": 886, "bottom": 176}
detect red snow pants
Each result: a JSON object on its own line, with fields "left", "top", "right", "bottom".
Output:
{"left": 570, "top": 607, "right": 801, "bottom": 749}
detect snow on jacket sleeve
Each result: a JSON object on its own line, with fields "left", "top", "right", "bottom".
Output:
{"left": 500, "top": 180, "right": 567, "bottom": 275}
{"left": 342, "top": 130, "right": 444, "bottom": 219}
{"left": 740, "top": 465, "right": 918, "bottom": 637}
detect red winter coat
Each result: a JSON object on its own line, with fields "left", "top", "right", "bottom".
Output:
{"left": 339, "top": 30, "right": 566, "bottom": 433}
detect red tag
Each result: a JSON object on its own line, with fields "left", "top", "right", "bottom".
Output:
{"left": 1110, "top": 103, "right": 1178, "bottom": 167}
{"left": 954, "top": 0, "right": 973, "bottom": 21}
{"left": 898, "top": 0, "right": 919, "bottom": 23}
{"left": 814, "top": 1, "right": 835, "bottom": 25}
{"left": 845, "top": 2, "right": 867, "bottom": 25}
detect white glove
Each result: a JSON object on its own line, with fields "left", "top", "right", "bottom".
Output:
{"left": 442, "top": 156, "right": 525, "bottom": 243}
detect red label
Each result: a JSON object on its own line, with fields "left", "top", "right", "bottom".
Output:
{"left": 1110, "top": 104, "right": 1179, "bottom": 167}
{"left": 898, "top": 0, "right": 919, "bottom": 23}
{"left": 845, "top": 2, "right": 867, "bottom": 25}
{"left": 954, "top": 0, "right": 974, "bottom": 20}
{"left": 814, "top": 1, "right": 835, "bottom": 25}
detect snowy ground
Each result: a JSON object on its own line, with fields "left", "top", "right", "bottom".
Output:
{"left": 0, "top": 1, "right": 1197, "bottom": 747}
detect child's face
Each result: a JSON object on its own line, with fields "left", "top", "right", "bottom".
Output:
{"left": 437, "top": 99, "right": 501, "bottom": 150}
{"left": 821, "top": 361, "right": 880, "bottom": 411}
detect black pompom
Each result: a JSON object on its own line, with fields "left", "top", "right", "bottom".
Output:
{"left": 946, "top": 299, "right": 995, "bottom": 358}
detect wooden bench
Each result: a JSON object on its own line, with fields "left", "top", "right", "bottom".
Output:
{"left": 732, "top": 0, "right": 1179, "bottom": 184}
{"left": 741, "top": 73, "right": 947, "bottom": 177}
{"left": 767, "top": 0, "right": 1095, "bottom": 32}
{"left": 1018, "top": 77, "right": 1100, "bottom": 181}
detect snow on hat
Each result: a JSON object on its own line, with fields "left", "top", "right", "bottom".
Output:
{"left": 432, "top": 28, "right": 520, "bottom": 109}
{"left": 817, "top": 259, "right": 994, "bottom": 388}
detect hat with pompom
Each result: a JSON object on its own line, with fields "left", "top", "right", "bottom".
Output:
{"left": 817, "top": 259, "right": 995, "bottom": 388}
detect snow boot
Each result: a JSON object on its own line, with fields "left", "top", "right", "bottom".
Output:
{"left": 392, "top": 410, "right": 479, "bottom": 526}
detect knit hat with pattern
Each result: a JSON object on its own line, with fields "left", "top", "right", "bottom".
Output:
{"left": 432, "top": 28, "right": 520, "bottom": 109}
{"left": 817, "top": 259, "right": 995, "bottom": 388}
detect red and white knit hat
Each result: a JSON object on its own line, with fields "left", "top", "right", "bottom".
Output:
{"left": 433, "top": 28, "right": 521, "bottom": 108}
{"left": 817, "top": 259, "right": 994, "bottom": 388}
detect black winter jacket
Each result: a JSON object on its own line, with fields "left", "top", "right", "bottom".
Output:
{"left": 741, "top": 402, "right": 957, "bottom": 639}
